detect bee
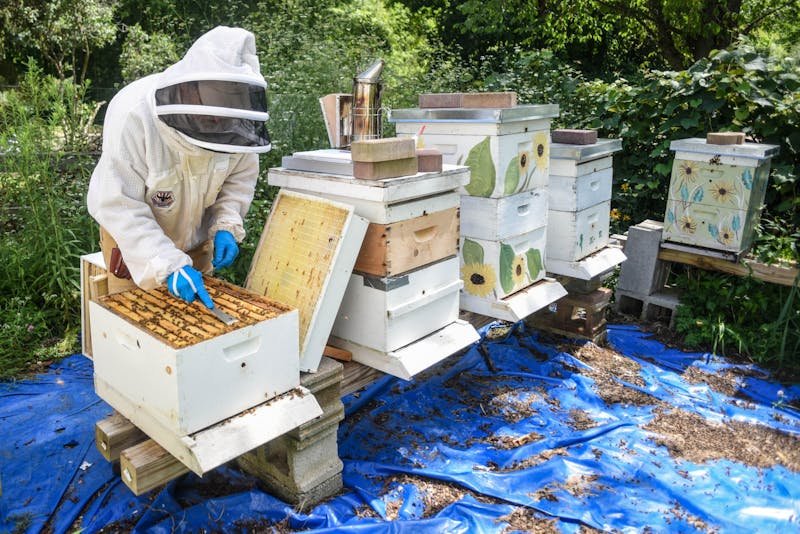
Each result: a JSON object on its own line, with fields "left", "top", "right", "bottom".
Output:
{"left": 709, "top": 155, "right": 722, "bottom": 165}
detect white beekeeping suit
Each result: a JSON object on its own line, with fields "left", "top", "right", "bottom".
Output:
{"left": 87, "top": 26, "right": 270, "bottom": 293}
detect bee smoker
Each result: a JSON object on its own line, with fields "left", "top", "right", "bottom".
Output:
{"left": 351, "top": 59, "right": 384, "bottom": 143}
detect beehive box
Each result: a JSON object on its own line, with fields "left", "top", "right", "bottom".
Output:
{"left": 460, "top": 226, "right": 548, "bottom": 301}
{"left": 389, "top": 105, "right": 559, "bottom": 198}
{"left": 548, "top": 138, "right": 621, "bottom": 211}
{"left": 91, "top": 277, "right": 299, "bottom": 436}
{"left": 547, "top": 200, "right": 611, "bottom": 262}
{"left": 354, "top": 207, "right": 459, "bottom": 277}
{"left": 332, "top": 257, "right": 462, "bottom": 352}
{"left": 460, "top": 188, "right": 547, "bottom": 241}
{"left": 663, "top": 138, "right": 779, "bottom": 253}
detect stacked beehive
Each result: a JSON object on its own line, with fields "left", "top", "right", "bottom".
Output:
{"left": 272, "top": 139, "right": 479, "bottom": 379}
{"left": 388, "top": 96, "right": 566, "bottom": 321}
{"left": 545, "top": 130, "right": 622, "bottom": 267}
{"left": 662, "top": 135, "right": 779, "bottom": 253}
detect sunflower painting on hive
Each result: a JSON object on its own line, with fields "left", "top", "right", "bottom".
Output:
{"left": 461, "top": 238, "right": 497, "bottom": 297}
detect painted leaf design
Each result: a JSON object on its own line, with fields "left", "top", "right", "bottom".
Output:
{"left": 741, "top": 168, "right": 753, "bottom": 190}
{"left": 526, "top": 248, "right": 543, "bottom": 281}
{"left": 504, "top": 156, "right": 520, "bottom": 195}
{"left": 692, "top": 187, "right": 704, "bottom": 202}
{"left": 499, "top": 243, "right": 515, "bottom": 293}
{"left": 462, "top": 238, "right": 484, "bottom": 265}
{"left": 666, "top": 209, "right": 676, "bottom": 223}
{"left": 680, "top": 183, "right": 689, "bottom": 201}
{"left": 464, "top": 136, "right": 496, "bottom": 197}
{"left": 708, "top": 224, "right": 719, "bottom": 238}
{"left": 732, "top": 214, "right": 741, "bottom": 232}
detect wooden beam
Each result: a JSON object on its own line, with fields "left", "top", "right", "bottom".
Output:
{"left": 658, "top": 248, "right": 799, "bottom": 287}
{"left": 95, "top": 414, "right": 147, "bottom": 462}
{"left": 120, "top": 439, "right": 189, "bottom": 495}
{"left": 341, "top": 361, "right": 385, "bottom": 397}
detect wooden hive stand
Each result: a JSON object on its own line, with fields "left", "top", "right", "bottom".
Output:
{"left": 527, "top": 281, "right": 612, "bottom": 344}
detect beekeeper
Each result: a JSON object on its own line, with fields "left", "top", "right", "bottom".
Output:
{"left": 87, "top": 26, "right": 270, "bottom": 309}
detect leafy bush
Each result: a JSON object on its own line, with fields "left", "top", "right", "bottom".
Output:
{"left": 0, "top": 60, "right": 97, "bottom": 372}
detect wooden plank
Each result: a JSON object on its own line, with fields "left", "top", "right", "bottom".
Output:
{"left": 80, "top": 253, "right": 108, "bottom": 358}
{"left": 324, "top": 344, "right": 352, "bottom": 362}
{"left": 341, "top": 361, "right": 385, "bottom": 397}
{"left": 354, "top": 207, "right": 459, "bottom": 276}
{"left": 658, "top": 247, "right": 799, "bottom": 287}
{"left": 120, "top": 439, "right": 189, "bottom": 495}
{"left": 95, "top": 414, "right": 147, "bottom": 462}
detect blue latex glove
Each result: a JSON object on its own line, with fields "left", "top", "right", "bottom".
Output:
{"left": 212, "top": 230, "right": 239, "bottom": 269}
{"left": 167, "top": 266, "right": 214, "bottom": 309}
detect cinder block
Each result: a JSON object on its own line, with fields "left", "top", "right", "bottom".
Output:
{"left": 615, "top": 287, "right": 681, "bottom": 328}
{"left": 353, "top": 157, "right": 418, "bottom": 180}
{"left": 461, "top": 92, "right": 518, "bottom": 108}
{"left": 551, "top": 129, "right": 598, "bottom": 145}
{"left": 351, "top": 137, "right": 416, "bottom": 162}
{"left": 416, "top": 148, "right": 442, "bottom": 172}
{"left": 419, "top": 93, "right": 463, "bottom": 108}
{"left": 616, "top": 220, "right": 669, "bottom": 296}
{"left": 706, "top": 132, "right": 745, "bottom": 145}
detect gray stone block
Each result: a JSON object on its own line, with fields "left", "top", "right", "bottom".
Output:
{"left": 616, "top": 220, "right": 669, "bottom": 295}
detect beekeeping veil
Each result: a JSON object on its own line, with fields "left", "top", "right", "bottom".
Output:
{"left": 153, "top": 26, "right": 271, "bottom": 153}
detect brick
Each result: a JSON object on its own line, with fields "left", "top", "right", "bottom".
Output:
{"left": 552, "top": 129, "right": 598, "bottom": 145}
{"left": 419, "top": 93, "right": 463, "bottom": 108}
{"left": 350, "top": 137, "right": 416, "bottom": 163}
{"left": 416, "top": 148, "right": 442, "bottom": 172}
{"left": 461, "top": 92, "right": 517, "bottom": 108}
{"left": 706, "top": 132, "right": 745, "bottom": 145}
{"left": 353, "top": 157, "right": 418, "bottom": 180}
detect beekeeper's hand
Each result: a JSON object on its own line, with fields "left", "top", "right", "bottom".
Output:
{"left": 212, "top": 230, "right": 239, "bottom": 269}
{"left": 167, "top": 266, "right": 214, "bottom": 309}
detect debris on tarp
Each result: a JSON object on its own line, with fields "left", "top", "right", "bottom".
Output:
{"left": 1, "top": 325, "right": 798, "bottom": 533}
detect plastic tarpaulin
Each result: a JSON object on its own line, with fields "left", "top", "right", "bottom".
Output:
{"left": 1, "top": 324, "right": 798, "bottom": 533}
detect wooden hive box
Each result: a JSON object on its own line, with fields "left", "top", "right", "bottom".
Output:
{"left": 91, "top": 277, "right": 300, "bottom": 437}
{"left": 331, "top": 256, "right": 462, "bottom": 353}
{"left": 547, "top": 200, "right": 612, "bottom": 262}
{"left": 389, "top": 105, "right": 559, "bottom": 198}
{"left": 460, "top": 188, "right": 548, "bottom": 241}
{"left": 460, "top": 226, "right": 548, "bottom": 301}
{"left": 663, "top": 138, "right": 779, "bottom": 253}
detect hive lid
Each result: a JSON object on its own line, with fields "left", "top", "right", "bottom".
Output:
{"left": 246, "top": 189, "right": 368, "bottom": 372}
{"left": 670, "top": 137, "right": 780, "bottom": 160}
{"left": 550, "top": 138, "right": 623, "bottom": 162}
{"left": 387, "top": 104, "right": 559, "bottom": 123}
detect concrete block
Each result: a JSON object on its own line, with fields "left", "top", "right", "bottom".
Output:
{"left": 551, "top": 129, "right": 598, "bottom": 145}
{"left": 351, "top": 137, "right": 416, "bottom": 162}
{"left": 416, "top": 148, "right": 443, "bottom": 172}
{"left": 616, "top": 220, "right": 669, "bottom": 296}
{"left": 419, "top": 93, "right": 463, "bottom": 108}
{"left": 615, "top": 287, "right": 681, "bottom": 328}
{"left": 706, "top": 132, "right": 745, "bottom": 145}
{"left": 353, "top": 157, "right": 418, "bottom": 180}
{"left": 461, "top": 92, "right": 518, "bottom": 108}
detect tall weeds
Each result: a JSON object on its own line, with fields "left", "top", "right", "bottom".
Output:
{"left": 0, "top": 60, "right": 98, "bottom": 377}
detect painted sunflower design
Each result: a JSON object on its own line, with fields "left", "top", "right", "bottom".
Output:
{"left": 710, "top": 180, "right": 735, "bottom": 204}
{"left": 533, "top": 131, "right": 549, "bottom": 170}
{"left": 511, "top": 254, "right": 526, "bottom": 287}
{"left": 718, "top": 226, "right": 735, "bottom": 245}
{"left": 677, "top": 161, "right": 698, "bottom": 183}
{"left": 461, "top": 263, "right": 497, "bottom": 297}
{"left": 518, "top": 149, "right": 531, "bottom": 179}
{"left": 679, "top": 215, "right": 697, "bottom": 234}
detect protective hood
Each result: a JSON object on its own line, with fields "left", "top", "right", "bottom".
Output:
{"left": 154, "top": 26, "right": 271, "bottom": 154}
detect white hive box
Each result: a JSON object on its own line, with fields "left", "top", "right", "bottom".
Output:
{"left": 332, "top": 256, "right": 462, "bottom": 353}
{"left": 460, "top": 226, "right": 548, "bottom": 301}
{"left": 460, "top": 188, "right": 548, "bottom": 241}
{"left": 547, "top": 200, "right": 611, "bottom": 262}
{"left": 91, "top": 278, "right": 301, "bottom": 437}
{"left": 389, "top": 105, "right": 559, "bottom": 198}
{"left": 246, "top": 190, "right": 369, "bottom": 373}
{"left": 662, "top": 138, "right": 779, "bottom": 253}
{"left": 549, "top": 166, "right": 613, "bottom": 211}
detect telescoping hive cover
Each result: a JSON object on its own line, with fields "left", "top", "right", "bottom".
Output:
{"left": 246, "top": 189, "right": 369, "bottom": 372}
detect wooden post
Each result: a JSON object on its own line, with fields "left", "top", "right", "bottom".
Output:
{"left": 120, "top": 440, "right": 189, "bottom": 495}
{"left": 95, "top": 413, "right": 147, "bottom": 462}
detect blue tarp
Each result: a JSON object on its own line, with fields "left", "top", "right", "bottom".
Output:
{"left": 1, "top": 324, "right": 798, "bottom": 533}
